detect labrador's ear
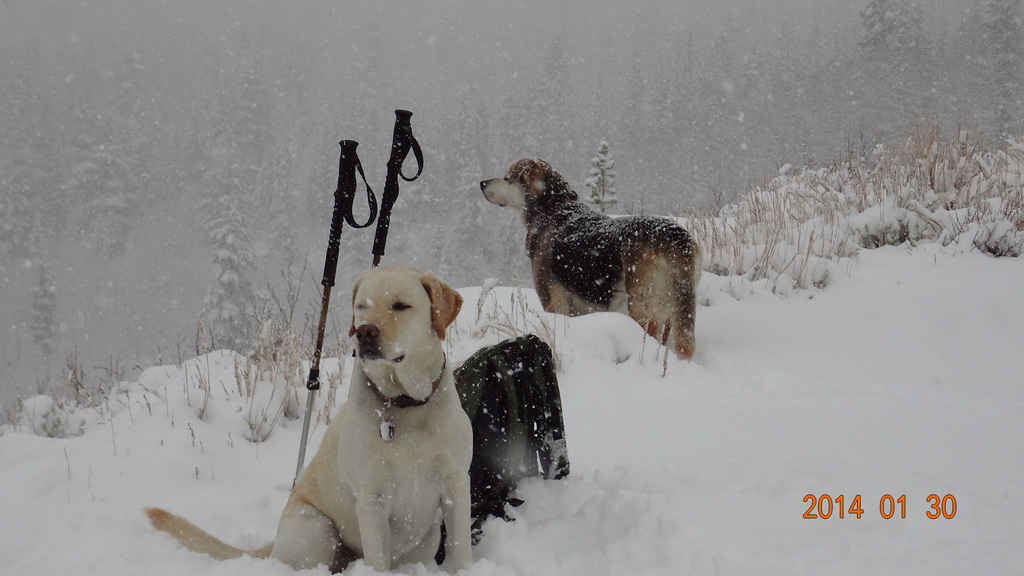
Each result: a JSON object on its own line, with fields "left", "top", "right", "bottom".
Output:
{"left": 348, "top": 274, "right": 364, "bottom": 338}
{"left": 420, "top": 273, "right": 463, "bottom": 340}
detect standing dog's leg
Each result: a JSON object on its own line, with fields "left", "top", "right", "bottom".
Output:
{"left": 531, "top": 256, "right": 556, "bottom": 312}
{"left": 670, "top": 255, "right": 701, "bottom": 360}
{"left": 671, "top": 271, "right": 698, "bottom": 359}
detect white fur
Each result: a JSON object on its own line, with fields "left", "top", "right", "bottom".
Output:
{"left": 480, "top": 178, "right": 526, "bottom": 213}
{"left": 147, "top": 267, "right": 472, "bottom": 573}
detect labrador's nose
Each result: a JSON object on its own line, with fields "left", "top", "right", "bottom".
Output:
{"left": 355, "top": 323, "right": 380, "bottom": 343}
{"left": 354, "top": 323, "right": 383, "bottom": 359}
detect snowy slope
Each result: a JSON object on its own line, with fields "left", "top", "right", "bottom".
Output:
{"left": 2, "top": 243, "right": 1022, "bottom": 576}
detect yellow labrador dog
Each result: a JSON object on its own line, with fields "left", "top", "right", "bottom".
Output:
{"left": 146, "top": 266, "right": 472, "bottom": 573}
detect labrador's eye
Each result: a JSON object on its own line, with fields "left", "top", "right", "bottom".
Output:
{"left": 391, "top": 302, "right": 411, "bottom": 311}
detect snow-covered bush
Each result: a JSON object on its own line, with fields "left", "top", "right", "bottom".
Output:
{"left": 839, "top": 127, "right": 1023, "bottom": 255}
{"left": 937, "top": 137, "right": 1024, "bottom": 257}
{"left": 7, "top": 336, "right": 315, "bottom": 442}
{"left": 239, "top": 320, "right": 305, "bottom": 442}
{"left": 15, "top": 395, "right": 102, "bottom": 438}
{"left": 688, "top": 165, "right": 860, "bottom": 294}
{"left": 690, "top": 125, "right": 1023, "bottom": 293}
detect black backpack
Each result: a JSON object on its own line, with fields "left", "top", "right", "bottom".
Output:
{"left": 453, "top": 334, "right": 571, "bottom": 538}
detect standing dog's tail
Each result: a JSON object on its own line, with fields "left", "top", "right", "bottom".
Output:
{"left": 145, "top": 507, "right": 273, "bottom": 561}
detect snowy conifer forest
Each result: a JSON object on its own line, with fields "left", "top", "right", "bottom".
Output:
{"left": 2, "top": 0, "right": 1022, "bottom": 416}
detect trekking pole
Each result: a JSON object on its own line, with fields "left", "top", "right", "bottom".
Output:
{"left": 294, "top": 140, "right": 377, "bottom": 484}
{"left": 371, "top": 110, "right": 423, "bottom": 267}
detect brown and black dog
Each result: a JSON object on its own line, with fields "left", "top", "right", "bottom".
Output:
{"left": 481, "top": 158, "right": 702, "bottom": 359}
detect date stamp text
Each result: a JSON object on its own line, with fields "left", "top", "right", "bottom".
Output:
{"left": 803, "top": 494, "right": 957, "bottom": 520}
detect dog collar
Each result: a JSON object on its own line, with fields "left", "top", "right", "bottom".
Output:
{"left": 367, "top": 358, "right": 445, "bottom": 410}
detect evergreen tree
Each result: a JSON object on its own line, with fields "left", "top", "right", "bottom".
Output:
{"left": 234, "top": 64, "right": 276, "bottom": 177}
{"left": 535, "top": 38, "right": 576, "bottom": 161}
{"left": 263, "top": 136, "right": 300, "bottom": 259}
{"left": 952, "top": 8, "right": 991, "bottom": 125}
{"left": 0, "top": 162, "right": 35, "bottom": 261}
{"left": 200, "top": 177, "right": 258, "bottom": 353}
{"left": 436, "top": 100, "right": 495, "bottom": 285}
{"left": 620, "top": 47, "right": 652, "bottom": 149}
{"left": 584, "top": 139, "right": 618, "bottom": 214}
{"left": 0, "top": 72, "right": 49, "bottom": 260}
{"left": 58, "top": 47, "right": 143, "bottom": 259}
{"left": 437, "top": 97, "right": 527, "bottom": 286}
{"left": 196, "top": 63, "right": 274, "bottom": 353}
{"left": 71, "top": 120, "right": 136, "bottom": 259}
{"left": 502, "top": 38, "right": 577, "bottom": 165}
{"left": 859, "top": 0, "right": 925, "bottom": 64}
{"left": 679, "top": 31, "right": 746, "bottom": 198}
{"left": 108, "top": 50, "right": 151, "bottom": 185}
{"left": 853, "top": 0, "right": 932, "bottom": 141}
{"left": 985, "top": 0, "right": 1023, "bottom": 139}
{"left": 30, "top": 260, "right": 59, "bottom": 356}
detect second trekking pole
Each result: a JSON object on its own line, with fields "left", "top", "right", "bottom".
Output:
{"left": 371, "top": 109, "right": 423, "bottom": 267}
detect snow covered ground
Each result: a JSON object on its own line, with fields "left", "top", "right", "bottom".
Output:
{"left": 2, "top": 243, "right": 1022, "bottom": 576}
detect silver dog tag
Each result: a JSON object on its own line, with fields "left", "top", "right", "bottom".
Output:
{"left": 380, "top": 419, "right": 395, "bottom": 441}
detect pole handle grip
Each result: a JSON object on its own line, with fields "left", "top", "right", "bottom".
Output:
{"left": 323, "top": 140, "right": 376, "bottom": 286}
{"left": 372, "top": 110, "right": 422, "bottom": 262}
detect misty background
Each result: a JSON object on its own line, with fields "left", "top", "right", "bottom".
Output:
{"left": 1, "top": 0, "right": 1018, "bottom": 407}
